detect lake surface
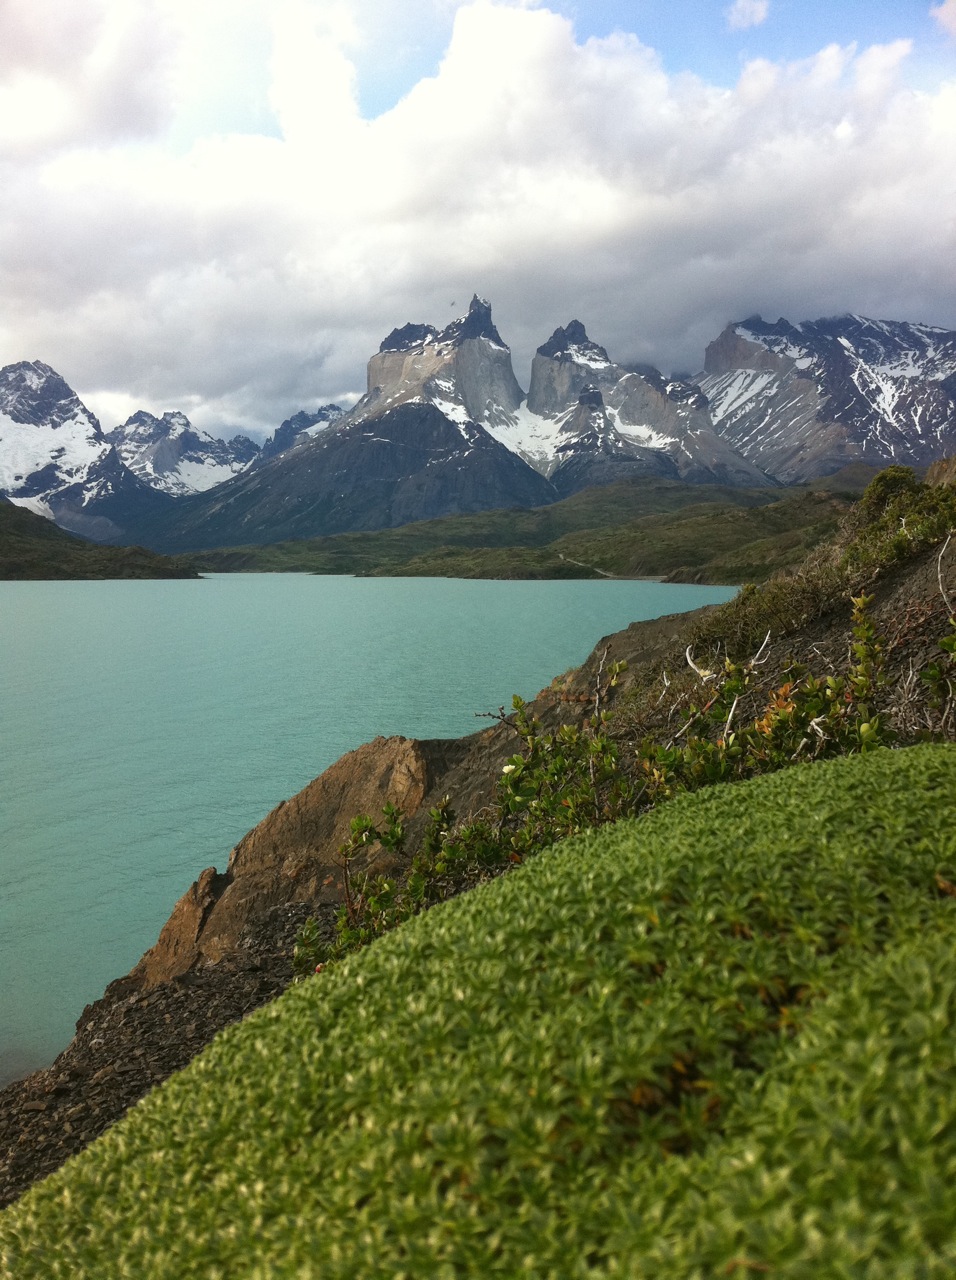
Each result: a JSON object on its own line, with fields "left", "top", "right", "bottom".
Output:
{"left": 0, "top": 574, "right": 736, "bottom": 1085}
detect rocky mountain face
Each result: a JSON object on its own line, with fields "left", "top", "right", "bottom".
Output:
{"left": 118, "top": 298, "right": 563, "bottom": 550}
{"left": 0, "top": 361, "right": 173, "bottom": 540}
{"left": 355, "top": 296, "right": 525, "bottom": 434}
{"left": 6, "top": 306, "right": 954, "bottom": 551}
{"left": 106, "top": 411, "right": 260, "bottom": 497}
{"left": 256, "top": 406, "right": 344, "bottom": 465}
{"left": 488, "top": 320, "right": 773, "bottom": 494}
{"left": 0, "top": 360, "right": 343, "bottom": 542}
{"left": 148, "top": 298, "right": 769, "bottom": 552}
{"left": 349, "top": 303, "right": 771, "bottom": 494}
{"left": 698, "top": 315, "right": 956, "bottom": 483}
{"left": 125, "top": 399, "right": 556, "bottom": 552}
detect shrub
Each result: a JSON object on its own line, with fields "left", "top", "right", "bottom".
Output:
{"left": 5, "top": 746, "right": 956, "bottom": 1277}
{"left": 293, "top": 592, "right": 909, "bottom": 977}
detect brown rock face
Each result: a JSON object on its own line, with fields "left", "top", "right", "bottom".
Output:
{"left": 703, "top": 325, "right": 795, "bottom": 376}
{"left": 134, "top": 603, "right": 739, "bottom": 991}
{"left": 927, "top": 456, "right": 956, "bottom": 488}
{"left": 135, "top": 735, "right": 468, "bottom": 985}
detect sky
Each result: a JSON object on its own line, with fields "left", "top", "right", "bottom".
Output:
{"left": 1, "top": 0, "right": 954, "bottom": 441}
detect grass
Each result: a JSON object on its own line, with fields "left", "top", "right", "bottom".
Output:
{"left": 4, "top": 743, "right": 956, "bottom": 1277}
{"left": 190, "top": 478, "right": 854, "bottom": 582}
{"left": 0, "top": 503, "right": 198, "bottom": 580}
{"left": 685, "top": 465, "right": 956, "bottom": 659}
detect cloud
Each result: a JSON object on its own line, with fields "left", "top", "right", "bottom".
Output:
{"left": 725, "top": 0, "right": 769, "bottom": 32}
{"left": 930, "top": 0, "right": 956, "bottom": 36}
{"left": 0, "top": 1, "right": 953, "bottom": 439}
{"left": 0, "top": 0, "right": 175, "bottom": 152}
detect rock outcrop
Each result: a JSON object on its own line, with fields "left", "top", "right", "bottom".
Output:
{"left": 0, "top": 361, "right": 174, "bottom": 540}
{"left": 105, "top": 411, "right": 259, "bottom": 496}
{"left": 359, "top": 295, "right": 525, "bottom": 432}
{"left": 927, "top": 455, "right": 956, "bottom": 488}
{"left": 137, "top": 735, "right": 471, "bottom": 983}
{"left": 698, "top": 315, "right": 956, "bottom": 483}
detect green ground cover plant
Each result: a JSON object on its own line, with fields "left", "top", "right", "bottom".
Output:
{"left": 3, "top": 744, "right": 956, "bottom": 1277}
{"left": 0, "top": 502, "right": 198, "bottom": 580}
{"left": 190, "top": 479, "right": 848, "bottom": 582}
{"left": 293, "top": 583, "right": 914, "bottom": 974}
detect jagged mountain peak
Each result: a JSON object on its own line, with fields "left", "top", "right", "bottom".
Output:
{"left": 0, "top": 359, "right": 103, "bottom": 432}
{"left": 119, "top": 409, "right": 191, "bottom": 438}
{"left": 378, "top": 297, "right": 507, "bottom": 358}
{"left": 105, "top": 408, "right": 260, "bottom": 497}
{"left": 379, "top": 323, "right": 440, "bottom": 354}
{"left": 537, "top": 321, "right": 611, "bottom": 368}
{"left": 699, "top": 312, "right": 956, "bottom": 483}
{"left": 257, "top": 405, "right": 344, "bottom": 464}
{"left": 441, "top": 295, "right": 507, "bottom": 349}
{"left": 0, "top": 359, "right": 172, "bottom": 539}
{"left": 353, "top": 295, "right": 524, "bottom": 433}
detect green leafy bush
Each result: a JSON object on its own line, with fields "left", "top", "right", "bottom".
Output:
{"left": 688, "top": 466, "right": 956, "bottom": 659}
{"left": 4, "top": 745, "right": 956, "bottom": 1277}
{"left": 293, "top": 593, "right": 901, "bottom": 977}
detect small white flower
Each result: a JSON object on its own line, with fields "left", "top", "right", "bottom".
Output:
{"left": 501, "top": 764, "right": 517, "bottom": 774}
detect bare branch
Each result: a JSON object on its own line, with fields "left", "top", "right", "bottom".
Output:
{"left": 722, "top": 694, "right": 740, "bottom": 741}
{"left": 749, "top": 630, "right": 772, "bottom": 668}
{"left": 593, "top": 647, "right": 609, "bottom": 719}
{"left": 937, "top": 532, "right": 954, "bottom": 617}
{"left": 685, "top": 646, "right": 716, "bottom": 681}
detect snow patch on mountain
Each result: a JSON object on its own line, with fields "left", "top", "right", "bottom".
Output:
{"left": 699, "top": 314, "right": 956, "bottom": 483}
{"left": 483, "top": 403, "right": 568, "bottom": 472}
{"left": 0, "top": 411, "right": 106, "bottom": 495}
{"left": 105, "top": 411, "right": 259, "bottom": 496}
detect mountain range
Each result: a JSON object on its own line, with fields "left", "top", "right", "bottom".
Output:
{"left": 1, "top": 301, "right": 954, "bottom": 550}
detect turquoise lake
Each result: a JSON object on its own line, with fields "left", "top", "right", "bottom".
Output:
{"left": 0, "top": 574, "right": 736, "bottom": 1085}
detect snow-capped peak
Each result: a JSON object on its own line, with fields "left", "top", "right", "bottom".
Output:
{"left": 105, "top": 409, "right": 259, "bottom": 496}
{"left": 536, "top": 321, "right": 612, "bottom": 370}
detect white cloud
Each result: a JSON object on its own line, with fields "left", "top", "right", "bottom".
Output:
{"left": 930, "top": 0, "right": 956, "bottom": 36}
{"left": 0, "top": 0, "right": 175, "bottom": 152}
{"left": 725, "top": 0, "right": 770, "bottom": 32}
{"left": 0, "top": 2, "right": 953, "bottom": 439}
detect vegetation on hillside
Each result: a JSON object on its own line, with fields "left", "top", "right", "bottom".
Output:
{"left": 0, "top": 502, "right": 199, "bottom": 580}
{"left": 292, "top": 466, "right": 956, "bottom": 973}
{"left": 191, "top": 476, "right": 864, "bottom": 582}
{"left": 3, "top": 746, "right": 956, "bottom": 1275}
{"left": 2, "top": 464, "right": 954, "bottom": 1277}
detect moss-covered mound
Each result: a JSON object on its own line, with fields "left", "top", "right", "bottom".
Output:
{"left": 4, "top": 745, "right": 956, "bottom": 1277}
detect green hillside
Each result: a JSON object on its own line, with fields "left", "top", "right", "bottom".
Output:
{"left": 0, "top": 502, "right": 198, "bottom": 580}
{"left": 4, "top": 744, "right": 956, "bottom": 1277}
{"left": 192, "top": 477, "right": 858, "bottom": 582}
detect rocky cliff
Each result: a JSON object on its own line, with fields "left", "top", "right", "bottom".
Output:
{"left": 357, "top": 295, "right": 525, "bottom": 433}
{"left": 698, "top": 315, "right": 956, "bottom": 483}
{"left": 106, "top": 411, "right": 260, "bottom": 496}
{"left": 137, "top": 735, "right": 472, "bottom": 983}
{"left": 487, "top": 320, "right": 772, "bottom": 491}
{"left": 0, "top": 361, "right": 174, "bottom": 540}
